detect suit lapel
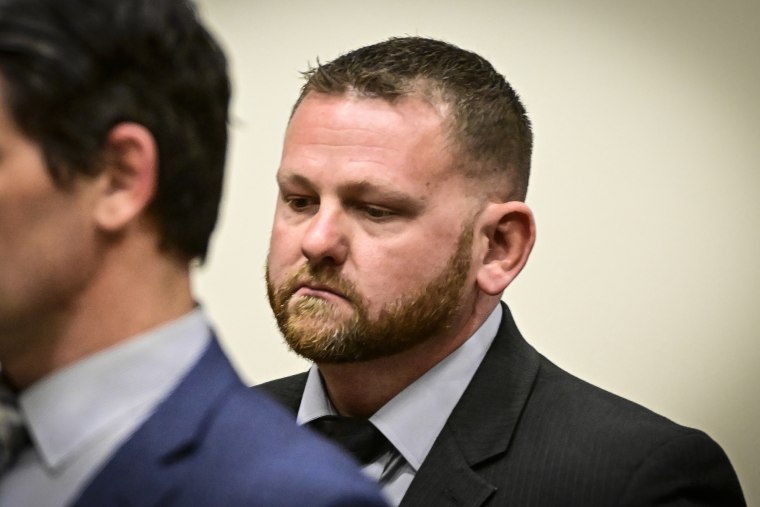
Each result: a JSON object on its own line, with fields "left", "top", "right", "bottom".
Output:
{"left": 70, "top": 338, "right": 239, "bottom": 507}
{"left": 399, "top": 428, "right": 497, "bottom": 507}
{"left": 400, "top": 303, "right": 541, "bottom": 507}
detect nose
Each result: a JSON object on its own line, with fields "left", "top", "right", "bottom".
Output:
{"left": 301, "top": 206, "right": 348, "bottom": 266}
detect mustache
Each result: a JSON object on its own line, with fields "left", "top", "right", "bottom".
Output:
{"left": 277, "top": 264, "right": 360, "bottom": 305}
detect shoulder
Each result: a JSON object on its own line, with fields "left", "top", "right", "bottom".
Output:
{"left": 255, "top": 371, "right": 308, "bottom": 414}
{"left": 527, "top": 357, "right": 707, "bottom": 444}
{"left": 174, "top": 380, "right": 386, "bottom": 506}
{"left": 484, "top": 308, "right": 733, "bottom": 460}
{"left": 503, "top": 357, "right": 745, "bottom": 504}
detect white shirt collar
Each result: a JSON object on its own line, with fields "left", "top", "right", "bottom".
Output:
{"left": 19, "top": 308, "right": 210, "bottom": 471}
{"left": 298, "top": 305, "right": 502, "bottom": 471}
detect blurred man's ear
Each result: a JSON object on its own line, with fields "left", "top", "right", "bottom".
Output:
{"left": 475, "top": 201, "right": 536, "bottom": 295}
{"left": 93, "top": 123, "right": 157, "bottom": 232}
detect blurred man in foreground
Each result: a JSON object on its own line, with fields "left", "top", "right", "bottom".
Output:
{"left": 0, "top": 1, "right": 386, "bottom": 505}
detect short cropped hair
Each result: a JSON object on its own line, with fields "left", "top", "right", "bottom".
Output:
{"left": 296, "top": 37, "right": 532, "bottom": 201}
{"left": 0, "top": 0, "right": 230, "bottom": 261}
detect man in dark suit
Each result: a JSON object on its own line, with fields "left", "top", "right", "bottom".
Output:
{"left": 259, "top": 37, "right": 746, "bottom": 506}
{"left": 0, "top": 1, "right": 387, "bottom": 505}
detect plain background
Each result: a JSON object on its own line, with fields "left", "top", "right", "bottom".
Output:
{"left": 192, "top": 0, "right": 759, "bottom": 501}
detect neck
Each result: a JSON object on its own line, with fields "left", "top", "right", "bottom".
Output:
{"left": 317, "top": 296, "right": 499, "bottom": 418}
{"left": 0, "top": 235, "right": 194, "bottom": 390}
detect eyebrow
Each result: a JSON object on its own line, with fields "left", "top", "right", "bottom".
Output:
{"left": 342, "top": 180, "right": 418, "bottom": 200}
{"left": 277, "top": 172, "right": 315, "bottom": 190}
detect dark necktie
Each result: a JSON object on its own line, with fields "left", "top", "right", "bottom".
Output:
{"left": 309, "top": 415, "right": 391, "bottom": 465}
{"left": 0, "top": 379, "right": 29, "bottom": 474}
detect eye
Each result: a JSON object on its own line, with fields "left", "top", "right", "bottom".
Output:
{"left": 284, "top": 195, "right": 317, "bottom": 212}
{"left": 363, "top": 205, "right": 396, "bottom": 220}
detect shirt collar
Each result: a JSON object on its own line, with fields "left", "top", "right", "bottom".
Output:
{"left": 298, "top": 304, "right": 502, "bottom": 471}
{"left": 19, "top": 308, "right": 210, "bottom": 471}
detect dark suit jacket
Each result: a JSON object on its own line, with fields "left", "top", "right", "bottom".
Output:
{"left": 258, "top": 304, "right": 745, "bottom": 507}
{"left": 71, "top": 338, "right": 387, "bottom": 507}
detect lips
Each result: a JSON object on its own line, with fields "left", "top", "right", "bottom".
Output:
{"left": 291, "top": 282, "right": 351, "bottom": 305}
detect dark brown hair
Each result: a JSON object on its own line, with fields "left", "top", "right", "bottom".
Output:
{"left": 0, "top": 0, "right": 230, "bottom": 261}
{"left": 296, "top": 37, "right": 532, "bottom": 200}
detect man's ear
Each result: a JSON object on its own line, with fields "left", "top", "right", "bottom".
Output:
{"left": 475, "top": 201, "right": 536, "bottom": 295}
{"left": 94, "top": 123, "right": 157, "bottom": 232}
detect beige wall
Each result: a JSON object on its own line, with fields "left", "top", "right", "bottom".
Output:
{"left": 192, "top": 0, "right": 759, "bottom": 500}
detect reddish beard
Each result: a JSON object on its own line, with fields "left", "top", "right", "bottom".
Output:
{"left": 266, "top": 224, "right": 474, "bottom": 363}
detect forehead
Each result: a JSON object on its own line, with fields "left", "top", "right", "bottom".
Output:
{"left": 280, "top": 92, "right": 458, "bottom": 192}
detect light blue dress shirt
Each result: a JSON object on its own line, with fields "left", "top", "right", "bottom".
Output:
{"left": 298, "top": 305, "right": 502, "bottom": 506}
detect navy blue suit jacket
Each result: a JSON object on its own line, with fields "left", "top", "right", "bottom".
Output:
{"left": 259, "top": 304, "right": 745, "bottom": 506}
{"left": 71, "top": 338, "right": 386, "bottom": 507}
